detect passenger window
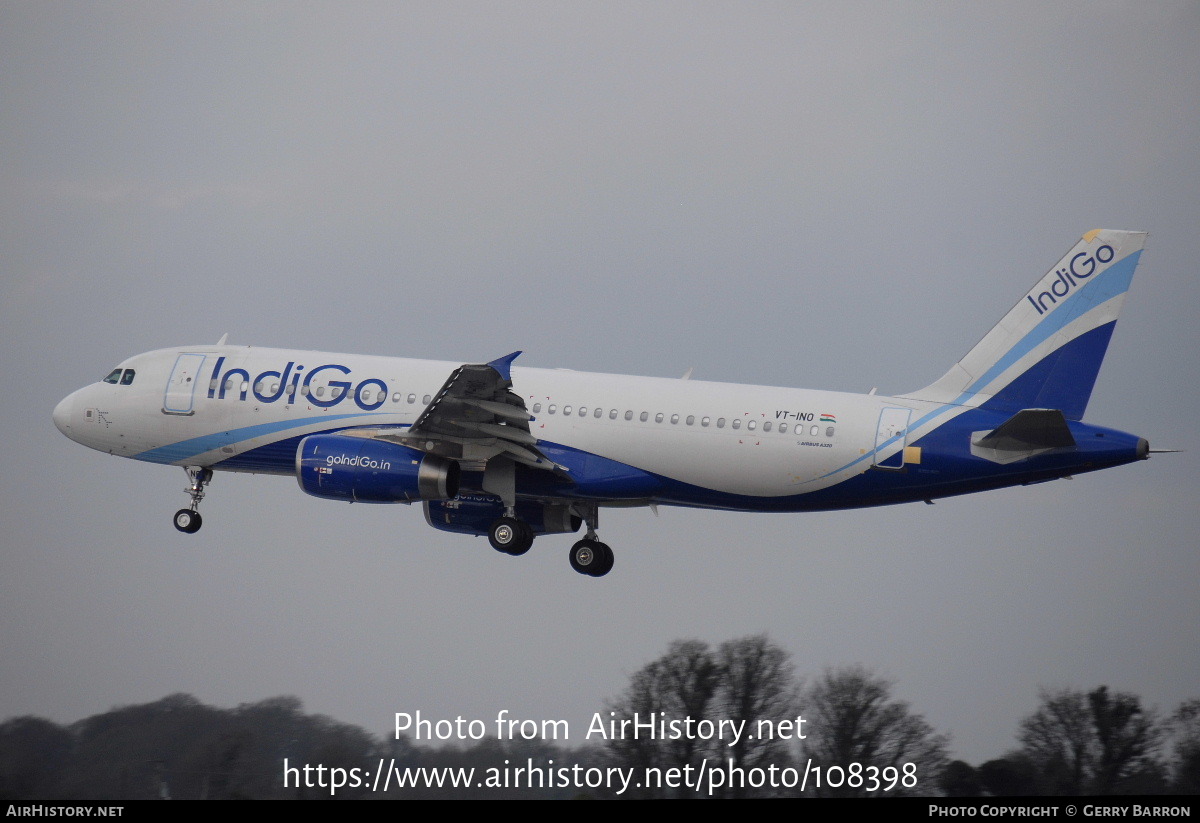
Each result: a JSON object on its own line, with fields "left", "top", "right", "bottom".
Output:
{"left": 748, "top": 420, "right": 757, "bottom": 431}
{"left": 763, "top": 421, "right": 772, "bottom": 432}
{"left": 563, "top": 405, "right": 572, "bottom": 415}
{"left": 392, "top": 392, "right": 401, "bottom": 403}
{"left": 120, "top": 369, "right": 135, "bottom": 385}
{"left": 655, "top": 413, "right": 664, "bottom": 423}
{"left": 779, "top": 423, "right": 788, "bottom": 434}
{"left": 423, "top": 395, "right": 431, "bottom": 405}
{"left": 810, "top": 425, "right": 819, "bottom": 436}
{"left": 701, "top": 417, "right": 710, "bottom": 427}
{"left": 548, "top": 404, "right": 557, "bottom": 414}
{"left": 103, "top": 368, "right": 122, "bottom": 384}
{"left": 686, "top": 415, "right": 695, "bottom": 426}
{"left": 579, "top": 406, "right": 587, "bottom": 416}
{"left": 640, "top": 412, "right": 649, "bottom": 422}
{"left": 826, "top": 426, "right": 835, "bottom": 437}
{"left": 408, "top": 393, "right": 417, "bottom": 404}
{"left": 625, "top": 410, "right": 633, "bottom": 421}
{"left": 717, "top": 418, "right": 726, "bottom": 428}
{"left": 732, "top": 419, "right": 741, "bottom": 430}
{"left": 532, "top": 403, "right": 542, "bottom": 413}
{"left": 316, "top": 386, "right": 325, "bottom": 397}
{"left": 670, "top": 414, "right": 679, "bottom": 424}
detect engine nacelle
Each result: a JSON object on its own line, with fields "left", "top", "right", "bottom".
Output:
{"left": 424, "top": 495, "right": 582, "bottom": 536}
{"left": 297, "top": 434, "right": 459, "bottom": 503}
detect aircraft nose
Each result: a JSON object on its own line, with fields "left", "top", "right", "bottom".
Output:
{"left": 53, "top": 393, "right": 75, "bottom": 437}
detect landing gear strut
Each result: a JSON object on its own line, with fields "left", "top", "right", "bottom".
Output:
{"left": 173, "top": 466, "right": 212, "bottom": 534}
{"left": 569, "top": 506, "right": 613, "bottom": 577}
{"left": 483, "top": 458, "right": 535, "bottom": 556}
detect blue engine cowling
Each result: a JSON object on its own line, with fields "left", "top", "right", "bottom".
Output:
{"left": 296, "top": 434, "right": 459, "bottom": 503}
{"left": 424, "top": 494, "right": 582, "bottom": 536}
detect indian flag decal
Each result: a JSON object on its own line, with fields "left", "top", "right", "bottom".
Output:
{"left": 820, "top": 413, "right": 837, "bottom": 423}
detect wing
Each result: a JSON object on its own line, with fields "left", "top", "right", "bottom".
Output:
{"left": 347, "top": 352, "right": 567, "bottom": 472}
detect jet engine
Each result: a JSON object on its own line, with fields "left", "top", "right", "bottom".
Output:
{"left": 296, "top": 434, "right": 459, "bottom": 503}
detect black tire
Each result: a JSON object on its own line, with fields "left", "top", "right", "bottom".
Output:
{"left": 591, "top": 542, "right": 614, "bottom": 577}
{"left": 173, "top": 509, "right": 202, "bottom": 534}
{"left": 570, "top": 539, "right": 611, "bottom": 576}
{"left": 511, "top": 520, "right": 534, "bottom": 556}
{"left": 489, "top": 517, "right": 532, "bottom": 555}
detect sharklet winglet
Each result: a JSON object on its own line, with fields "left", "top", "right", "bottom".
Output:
{"left": 487, "top": 351, "right": 522, "bottom": 383}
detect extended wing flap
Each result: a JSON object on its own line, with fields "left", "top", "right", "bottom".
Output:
{"left": 449, "top": 419, "right": 539, "bottom": 445}
{"left": 377, "top": 352, "right": 567, "bottom": 473}
{"left": 459, "top": 397, "right": 534, "bottom": 423}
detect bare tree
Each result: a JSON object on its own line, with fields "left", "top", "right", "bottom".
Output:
{"left": 1170, "top": 699, "right": 1200, "bottom": 793}
{"left": 1018, "top": 687, "right": 1093, "bottom": 794}
{"left": 604, "top": 636, "right": 799, "bottom": 798}
{"left": 657, "top": 639, "right": 723, "bottom": 775}
{"left": 712, "top": 634, "right": 798, "bottom": 797}
{"left": 603, "top": 639, "right": 721, "bottom": 797}
{"left": 800, "top": 666, "right": 948, "bottom": 797}
{"left": 1018, "top": 686, "right": 1163, "bottom": 795}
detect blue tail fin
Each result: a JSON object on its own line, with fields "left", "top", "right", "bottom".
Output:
{"left": 903, "top": 230, "right": 1147, "bottom": 420}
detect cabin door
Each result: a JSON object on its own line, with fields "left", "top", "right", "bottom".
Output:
{"left": 163, "top": 353, "right": 206, "bottom": 415}
{"left": 873, "top": 407, "right": 911, "bottom": 470}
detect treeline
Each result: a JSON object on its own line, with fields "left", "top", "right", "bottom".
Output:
{"left": 1, "top": 636, "right": 1196, "bottom": 799}
{"left": 603, "top": 636, "right": 1198, "bottom": 797}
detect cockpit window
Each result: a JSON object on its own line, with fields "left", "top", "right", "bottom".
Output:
{"left": 103, "top": 368, "right": 122, "bottom": 384}
{"left": 120, "top": 369, "right": 135, "bottom": 385}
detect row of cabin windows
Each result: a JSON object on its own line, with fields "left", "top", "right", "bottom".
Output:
{"left": 528, "top": 402, "right": 835, "bottom": 438}
{"left": 199, "top": 378, "right": 837, "bottom": 438}
{"left": 210, "top": 377, "right": 431, "bottom": 406}
{"left": 102, "top": 368, "right": 136, "bottom": 385}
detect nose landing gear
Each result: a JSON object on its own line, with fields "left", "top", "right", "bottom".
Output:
{"left": 173, "top": 467, "right": 212, "bottom": 534}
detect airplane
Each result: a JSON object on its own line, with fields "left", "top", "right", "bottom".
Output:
{"left": 54, "top": 229, "right": 1155, "bottom": 578}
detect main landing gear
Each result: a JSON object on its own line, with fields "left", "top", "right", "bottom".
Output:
{"left": 569, "top": 506, "right": 613, "bottom": 578}
{"left": 569, "top": 538, "right": 613, "bottom": 578}
{"left": 487, "top": 504, "right": 614, "bottom": 577}
{"left": 488, "top": 516, "right": 534, "bottom": 556}
{"left": 173, "top": 467, "right": 212, "bottom": 534}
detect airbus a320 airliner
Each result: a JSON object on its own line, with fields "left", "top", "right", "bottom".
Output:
{"left": 54, "top": 230, "right": 1155, "bottom": 578}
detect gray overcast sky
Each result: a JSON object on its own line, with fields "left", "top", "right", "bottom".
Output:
{"left": 2, "top": 2, "right": 1198, "bottom": 766}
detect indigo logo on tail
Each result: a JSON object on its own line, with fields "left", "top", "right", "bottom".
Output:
{"left": 1025, "top": 244, "right": 1115, "bottom": 315}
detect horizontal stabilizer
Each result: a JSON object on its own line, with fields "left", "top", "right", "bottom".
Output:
{"left": 971, "top": 409, "right": 1075, "bottom": 464}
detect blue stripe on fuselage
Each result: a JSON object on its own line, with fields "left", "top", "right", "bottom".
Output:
{"left": 190, "top": 411, "right": 1144, "bottom": 512}
{"left": 132, "top": 412, "right": 390, "bottom": 465}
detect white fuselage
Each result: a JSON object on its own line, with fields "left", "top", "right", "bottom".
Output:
{"left": 54, "top": 345, "right": 921, "bottom": 504}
